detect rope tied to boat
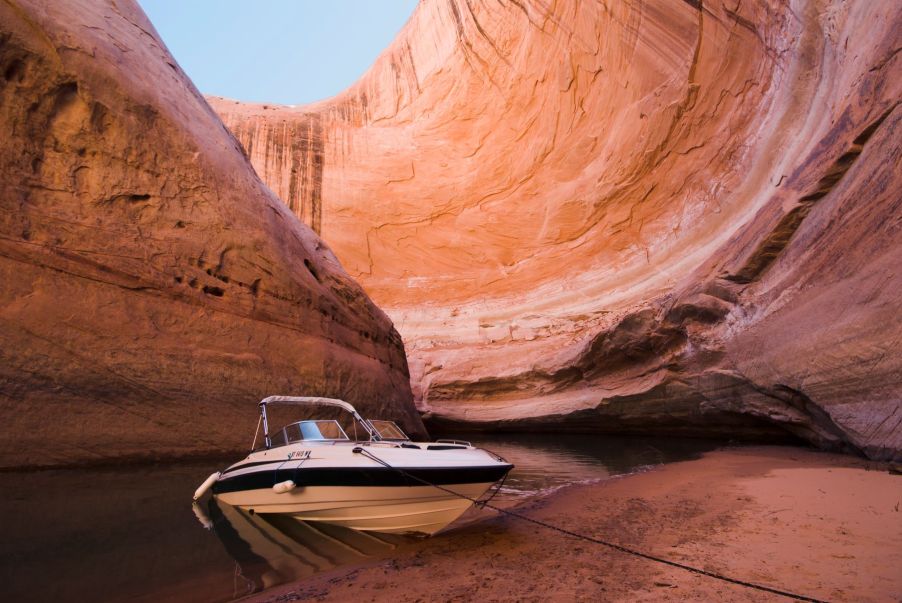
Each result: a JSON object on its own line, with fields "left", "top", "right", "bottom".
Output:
{"left": 352, "top": 446, "right": 829, "bottom": 603}
{"left": 474, "top": 471, "right": 508, "bottom": 509}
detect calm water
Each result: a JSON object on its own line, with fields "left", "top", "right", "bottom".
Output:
{"left": 0, "top": 434, "right": 722, "bottom": 602}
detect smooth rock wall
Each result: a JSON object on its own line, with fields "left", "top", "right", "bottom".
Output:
{"left": 0, "top": 0, "right": 423, "bottom": 469}
{"left": 211, "top": 1, "right": 901, "bottom": 459}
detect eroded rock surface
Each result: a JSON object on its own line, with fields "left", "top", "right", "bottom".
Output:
{"left": 211, "top": 0, "right": 901, "bottom": 459}
{"left": 0, "top": 0, "right": 422, "bottom": 469}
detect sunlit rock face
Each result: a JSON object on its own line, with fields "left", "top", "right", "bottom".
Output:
{"left": 210, "top": 1, "right": 901, "bottom": 460}
{"left": 0, "top": 0, "right": 422, "bottom": 468}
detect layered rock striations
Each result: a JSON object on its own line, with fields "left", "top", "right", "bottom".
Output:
{"left": 211, "top": 1, "right": 901, "bottom": 459}
{"left": 0, "top": 0, "right": 423, "bottom": 469}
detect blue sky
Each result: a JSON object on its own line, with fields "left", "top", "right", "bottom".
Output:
{"left": 138, "top": 1, "right": 419, "bottom": 105}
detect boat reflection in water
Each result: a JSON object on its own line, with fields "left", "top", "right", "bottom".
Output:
{"left": 195, "top": 498, "right": 407, "bottom": 598}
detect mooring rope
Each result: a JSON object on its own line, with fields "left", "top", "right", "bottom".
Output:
{"left": 475, "top": 470, "right": 508, "bottom": 508}
{"left": 352, "top": 446, "right": 828, "bottom": 603}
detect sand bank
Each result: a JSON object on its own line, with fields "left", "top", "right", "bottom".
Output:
{"left": 247, "top": 447, "right": 902, "bottom": 602}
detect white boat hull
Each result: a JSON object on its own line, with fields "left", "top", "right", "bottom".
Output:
{"left": 205, "top": 397, "right": 513, "bottom": 536}
{"left": 217, "top": 482, "right": 495, "bottom": 535}
{"left": 211, "top": 441, "right": 511, "bottom": 535}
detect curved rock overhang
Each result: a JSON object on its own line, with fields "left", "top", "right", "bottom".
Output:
{"left": 210, "top": 0, "right": 902, "bottom": 460}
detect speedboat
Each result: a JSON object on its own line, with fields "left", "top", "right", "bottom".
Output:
{"left": 194, "top": 396, "right": 513, "bottom": 535}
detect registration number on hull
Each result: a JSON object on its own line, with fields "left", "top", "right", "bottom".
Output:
{"left": 287, "top": 450, "right": 311, "bottom": 460}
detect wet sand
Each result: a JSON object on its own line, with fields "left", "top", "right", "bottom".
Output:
{"left": 247, "top": 447, "right": 902, "bottom": 602}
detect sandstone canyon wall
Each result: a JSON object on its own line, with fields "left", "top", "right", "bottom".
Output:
{"left": 211, "top": 0, "right": 901, "bottom": 460}
{"left": 0, "top": 0, "right": 423, "bottom": 469}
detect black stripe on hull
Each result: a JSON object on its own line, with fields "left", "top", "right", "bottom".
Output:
{"left": 212, "top": 464, "right": 513, "bottom": 495}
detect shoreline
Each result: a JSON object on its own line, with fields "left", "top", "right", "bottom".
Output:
{"left": 246, "top": 446, "right": 902, "bottom": 602}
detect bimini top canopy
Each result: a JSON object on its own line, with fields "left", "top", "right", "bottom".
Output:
{"left": 257, "top": 396, "right": 377, "bottom": 446}
{"left": 259, "top": 396, "right": 360, "bottom": 416}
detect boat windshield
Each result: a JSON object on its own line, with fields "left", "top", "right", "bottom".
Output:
{"left": 268, "top": 420, "right": 349, "bottom": 447}
{"left": 369, "top": 420, "right": 409, "bottom": 441}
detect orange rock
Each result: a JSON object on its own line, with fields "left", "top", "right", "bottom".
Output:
{"left": 211, "top": 0, "right": 901, "bottom": 460}
{"left": 0, "top": 0, "right": 422, "bottom": 468}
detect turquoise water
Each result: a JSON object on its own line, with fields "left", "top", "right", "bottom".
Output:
{"left": 0, "top": 434, "right": 722, "bottom": 602}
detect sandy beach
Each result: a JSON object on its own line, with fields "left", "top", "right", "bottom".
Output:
{"left": 246, "top": 446, "right": 902, "bottom": 602}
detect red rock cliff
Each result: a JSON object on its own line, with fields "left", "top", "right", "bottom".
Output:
{"left": 0, "top": 0, "right": 423, "bottom": 469}
{"left": 210, "top": 0, "right": 901, "bottom": 460}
